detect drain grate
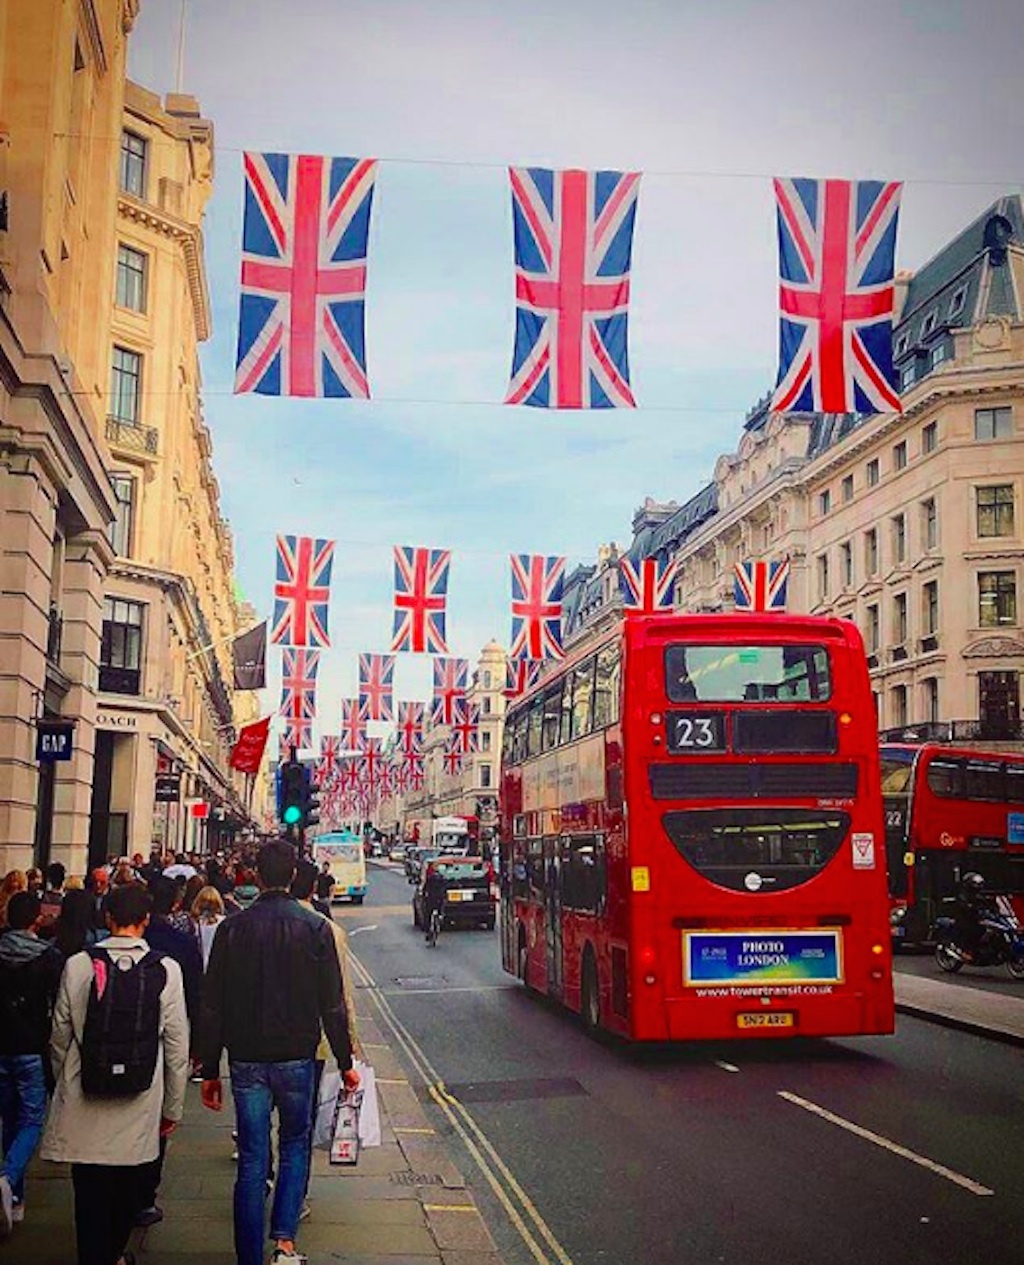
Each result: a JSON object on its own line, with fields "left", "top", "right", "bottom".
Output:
{"left": 390, "top": 1170, "right": 445, "bottom": 1186}
{"left": 442, "top": 1077, "right": 588, "bottom": 1104}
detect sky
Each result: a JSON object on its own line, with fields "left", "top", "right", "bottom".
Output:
{"left": 127, "top": 0, "right": 1024, "bottom": 744}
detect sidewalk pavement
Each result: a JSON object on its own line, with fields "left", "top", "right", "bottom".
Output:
{"left": 894, "top": 968, "right": 1024, "bottom": 1046}
{"left": 11, "top": 1009, "right": 503, "bottom": 1265}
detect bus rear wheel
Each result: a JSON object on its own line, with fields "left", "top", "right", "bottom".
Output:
{"left": 518, "top": 931, "right": 534, "bottom": 992}
{"left": 581, "top": 953, "right": 600, "bottom": 1034}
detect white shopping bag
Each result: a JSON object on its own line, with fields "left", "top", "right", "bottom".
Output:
{"left": 330, "top": 1089, "right": 361, "bottom": 1165}
{"left": 353, "top": 1060, "right": 381, "bottom": 1148}
{"left": 313, "top": 1069, "right": 342, "bottom": 1150}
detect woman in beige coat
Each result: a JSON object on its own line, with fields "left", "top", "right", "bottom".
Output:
{"left": 40, "top": 883, "right": 189, "bottom": 1265}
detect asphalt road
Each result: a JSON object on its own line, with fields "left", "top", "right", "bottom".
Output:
{"left": 338, "top": 864, "right": 1024, "bottom": 1265}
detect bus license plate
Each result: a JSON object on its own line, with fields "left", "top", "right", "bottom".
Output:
{"left": 736, "top": 1012, "right": 794, "bottom": 1030}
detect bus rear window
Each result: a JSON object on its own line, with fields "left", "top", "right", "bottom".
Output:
{"left": 880, "top": 753, "right": 914, "bottom": 795}
{"left": 662, "top": 807, "right": 849, "bottom": 893}
{"left": 665, "top": 644, "right": 831, "bottom": 703}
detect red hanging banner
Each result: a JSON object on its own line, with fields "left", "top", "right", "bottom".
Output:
{"left": 230, "top": 716, "right": 272, "bottom": 774}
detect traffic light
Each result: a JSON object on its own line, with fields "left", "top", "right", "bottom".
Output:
{"left": 279, "top": 760, "right": 307, "bottom": 832}
{"left": 306, "top": 778, "right": 321, "bottom": 831}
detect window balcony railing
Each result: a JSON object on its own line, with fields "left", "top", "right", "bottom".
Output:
{"left": 105, "top": 415, "right": 159, "bottom": 458}
{"left": 46, "top": 606, "right": 63, "bottom": 666}
{"left": 879, "top": 718, "right": 1024, "bottom": 743}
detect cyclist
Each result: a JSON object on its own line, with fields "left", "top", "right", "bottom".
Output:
{"left": 422, "top": 862, "right": 447, "bottom": 944}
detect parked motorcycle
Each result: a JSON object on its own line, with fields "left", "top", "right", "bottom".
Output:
{"left": 933, "top": 899, "right": 1024, "bottom": 980}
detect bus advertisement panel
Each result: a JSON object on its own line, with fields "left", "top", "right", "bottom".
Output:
{"left": 882, "top": 743, "right": 1024, "bottom": 944}
{"left": 499, "top": 613, "right": 894, "bottom": 1043}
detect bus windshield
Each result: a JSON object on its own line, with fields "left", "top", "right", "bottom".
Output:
{"left": 880, "top": 750, "right": 914, "bottom": 796}
{"left": 665, "top": 644, "right": 831, "bottom": 703}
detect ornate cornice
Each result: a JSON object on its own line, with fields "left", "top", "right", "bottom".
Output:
{"left": 963, "top": 636, "right": 1024, "bottom": 659}
{"left": 79, "top": 1, "right": 107, "bottom": 73}
{"left": 121, "top": 0, "right": 141, "bottom": 34}
{"left": 117, "top": 197, "right": 211, "bottom": 342}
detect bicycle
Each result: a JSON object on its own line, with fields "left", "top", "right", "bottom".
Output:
{"left": 425, "top": 906, "right": 443, "bottom": 947}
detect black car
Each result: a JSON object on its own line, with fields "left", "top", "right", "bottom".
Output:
{"left": 412, "top": 857, "right": 496, "bottom": 931}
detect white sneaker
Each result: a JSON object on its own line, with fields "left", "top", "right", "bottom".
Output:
{"left": 0, "top": 1175, "right": 13, "bottom": 1239}
{"left": 270, "top": 1251, "right": 307, "bottom": 1264}
{"left": 298, "top": 1199, "right": 311, "bottom": 1221}
{"left": 11, "top": 1201, "right": 24, "bottom": 1224}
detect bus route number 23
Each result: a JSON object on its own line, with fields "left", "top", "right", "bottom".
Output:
{"left": 668, "top": 712, "right": 725, "bottom": 752}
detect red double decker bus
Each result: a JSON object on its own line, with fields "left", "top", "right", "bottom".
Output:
{"left": 499, "top": 613, "right": 894, "bottom": 1042}
{"left": 882, "top": 742, "right": 1024, "bottom": 945}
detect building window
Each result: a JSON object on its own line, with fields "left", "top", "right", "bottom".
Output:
{"left": 818, "top": 489, "right": 831, "bottom": 516}
{"left": 482, "top": 670, "right": 491, "bottom": 689}
{"left": 841, "top": 474, "right": 854, "bottom": 503}
{"left": 977, "top": 485, "right": 1015, "bottom": 538}
{"left": 866, "top": 458, "right": 879, "bottom": 488}
{"left": 481, "top": 730, "right": 492, "bottom": 752}
{"left": 948, "top": 286, "right": 967, "bottom": 319}
{"left": 922, "top": 421, "right": 937, "bottom": 454}
{"left": 900, "top": 363, "right": 916, "bottom": 391}
{"left": 979, "top": 572, "right": 1017, "bottom": 627}
{"left": 921, "top": 311, "right": 938, "bottom": 338}
{"left": 975, "top": 407, "right": 1012, "bottom": 441}
{"left": 922, "top": 498, "right": 938, "bottom": 551}
{"left": 840, "top": 540, "right": 853, "bottom": 588}
{"left": 119, "top": 130, "right": 148, "bottom": 198}
{"left": 866, "top": 603, "right": 880, "bottom": 654}
{"left": 891, "top": 684, "right": 908, "bottom": 728}
{"left": 865, "top": 528, "right": 879, "bottom": 576}
{"left": 115, "top": 244, "right": 148, "bottom": 312}
{"left": 895, "top": 332, "right": 910, "bottom": 357}
{"left": 892, "top": 513, "right": 906, "bottom": 564}
{"left": 930, "top": 342, "right": 949, "bottom": 369}
{"left": 923, "top": 581, "right": 939, "bottom": 636}
{"left": 482, "top": 695, "right": 492, "bottom": 715}
{"left": 923, "top": 677, "right": 939, "bottom": 724}
{"left": 110, "top": 347, "right": 142, "bottom": 424}
{"left": 817, "top": 553, "right": 830, "bottom": 602}
{"left": 479, "top": 764, "right": 492, "bottom": 789}
{"left": 108, "top": 474, "right": 135, "bottom": 557}
{"left": 100, "top": 597, "right": 144, "bottom": 694}
{"left": 893, "top": 592, "right": 908, "bottom": 645}
{"left": 893, "top": 440, "right": 907, "bottom": 471}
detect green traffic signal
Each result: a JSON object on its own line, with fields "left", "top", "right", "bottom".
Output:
{"left": 283, "top": 804, "right": 302, "bottom": 826}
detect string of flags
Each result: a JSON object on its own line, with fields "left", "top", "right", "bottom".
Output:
{"left": 234, "top": 154, "right": 903, "bottom": 416}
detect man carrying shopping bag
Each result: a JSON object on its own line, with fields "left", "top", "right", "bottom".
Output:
{"left": 198, "top": 840, "right": 358, "bottom": 1265}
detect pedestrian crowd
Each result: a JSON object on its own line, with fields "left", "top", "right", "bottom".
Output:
{"left": 0, "top": 840, "right": 361, "bottom": 1265}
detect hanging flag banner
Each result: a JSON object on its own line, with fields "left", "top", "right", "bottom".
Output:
{"left": 358, "top": 654, "right": 395, "bottom": 722}
{"left": 451, "top": 699, "right": 481, "bottom": 755}
{"left": 280, "top": 722, "right": 313, "bottom": 755}
{"left": 770, "top": 177, "right": 902, "bottom": 416}
{"left": 320, "top": 734, "right": 342, "bottom": 768}
{"left": 432, "top": 657, "right": 468, "bottom": 726}
{"left": 230, "top": 716, "right": 271, "bottom": 774}
{"left": 397, "top": 701, "right": 425, "bottom": 755}
{"left": 619, "top": 556, "right": 677, "bottom": 614}
{"left": 339, "top": 699, "right": 367, "bottom": 753}
{"left": 443, "top": 735, "right": 464, "bottom": 776}
{"left": 733, "top": 559, "right": 791, "bottom": 612}
{"left": 280, "top": 648, "right": 320, "bottom": 729}
{"left": 504, "top": 657, "right": 542, "bottom": 699}
{"left": 391, "top": 545, "right": 451, "bottom": 654}
{"left": 510, "top": 553, "right": 565, "bottom": 661}
{"left": 235, "top": 152, "right": 377, "bottom": 399}
{"left": 271, "top": 535, "right": 334, "bottom": 648}
{"left": 232, "top": 622, "right": 267, "bottom": 690}
{"left": 506, "top": 166, "right": 640, "bottom": 409}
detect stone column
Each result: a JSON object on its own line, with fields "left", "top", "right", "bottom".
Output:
{"left": 51, "top": 529, "right": 111, "bottom": 876}
{"left": 0, "top": 448, "right": 56, "bottom": 870}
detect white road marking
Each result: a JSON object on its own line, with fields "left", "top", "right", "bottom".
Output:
{"left": 348, "top": 925, "right": 378, "bottom": 936}
{"left": 778, "top": 1091, "right": 994, "bottom": 1196}
{"left": 382, "top": 985, "right": 518, "bottom": 996}
{"left": 714, "top": 1060, "right": 740, "bottom": 1073}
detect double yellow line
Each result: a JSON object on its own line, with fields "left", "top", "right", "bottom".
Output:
{"left": 348, "top": 951, "right": 575, "bottom": 1265}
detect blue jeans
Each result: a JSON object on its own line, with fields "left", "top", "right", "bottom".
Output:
{"left": 0, "top": 1054, "right": 48, "bottom": 1201}
{"left": 230, "top": 1059, "right": 315, "bottom": 1265}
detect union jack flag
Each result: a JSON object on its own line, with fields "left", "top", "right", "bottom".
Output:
{"left": 432, "top": 657, "right": 468, "bottom": 726}
{"left": 397, "top": 701, "right": 425, "bottom": 755}
{"left": 771, "top": 177, "right": 902, "bottom": 416}
{"left": 320, "top": 734, "right": 341, "bottom": 768}
{"left": 451, "top": 699, "right": 481, "bottom": 755}
{"left": 507, "top": 167, "right": 640, "bottom": 409}
{"left": 271, "top": 535, "right": 334, "bottom": 648}
{"left": 734, "top": 559, "right": 791, "bottom": 612}
{"left": 280, "top": 722, "right": 312, "bottom": 756}
{"left": 443, "top": 735, "right": 464, "bottom": 776}
{"left": 510, "top": 554, "right": 565, "bottom": 661}
{"left": 235, "top": 152, "right": 377, "bottom": 399}
{"left": 359, "top": 737, "right": 384, "bottom": 786}
{"left": 405, "top": 755, "right": 425, "bottom": 791}
{"left": 391, "top": 546, "right": 450, "bottom": 654}
{"left": 279, "top": 648, "right": 320, "bottom": 727}
{"left": 504, "top": 657, "right": 543, "bottom": 699}
{"left": 358, "top": 654, "right": 395, "bottom": 722}
{"left": 619, "top": 556, "right": 678, "bottom": 614}
{"left": 339, "top": 699, "right": 367, "bottom": 753}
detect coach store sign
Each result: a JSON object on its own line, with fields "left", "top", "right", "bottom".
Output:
{"left": 97, "top": 709, "right": 138, "bottom": 730}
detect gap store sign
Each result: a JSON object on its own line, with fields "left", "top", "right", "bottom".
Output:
{"left": 683, "top": 929, "right": 843, "bottom": 987}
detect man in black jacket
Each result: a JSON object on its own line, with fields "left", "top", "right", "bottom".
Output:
{"left": 0, "top": 892, "right": 63, "bottom": 1237}
{"left": 199, "top": 840, "right": 357, "bottom": 1265}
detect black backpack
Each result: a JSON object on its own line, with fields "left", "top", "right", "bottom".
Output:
{"left": 80, "top": 947, "right": 166, "bottom": 1097}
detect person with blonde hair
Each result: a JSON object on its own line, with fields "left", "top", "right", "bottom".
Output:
{"left": 190, "top": 886, "right": 225, "bottom": 971}
{"left": 0, "top": 873, "right": 27, "bottom": 931}
{"left": 63, "top": 877, "right": 84, "bottom": 892}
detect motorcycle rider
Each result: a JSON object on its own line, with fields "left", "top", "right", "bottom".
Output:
{"left": 953, "top": 872, "right": 996, "bottom": 961}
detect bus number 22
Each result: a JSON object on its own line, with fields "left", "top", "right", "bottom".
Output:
{"left": 675, "top": 717, "right": 717, "bottom": 748}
